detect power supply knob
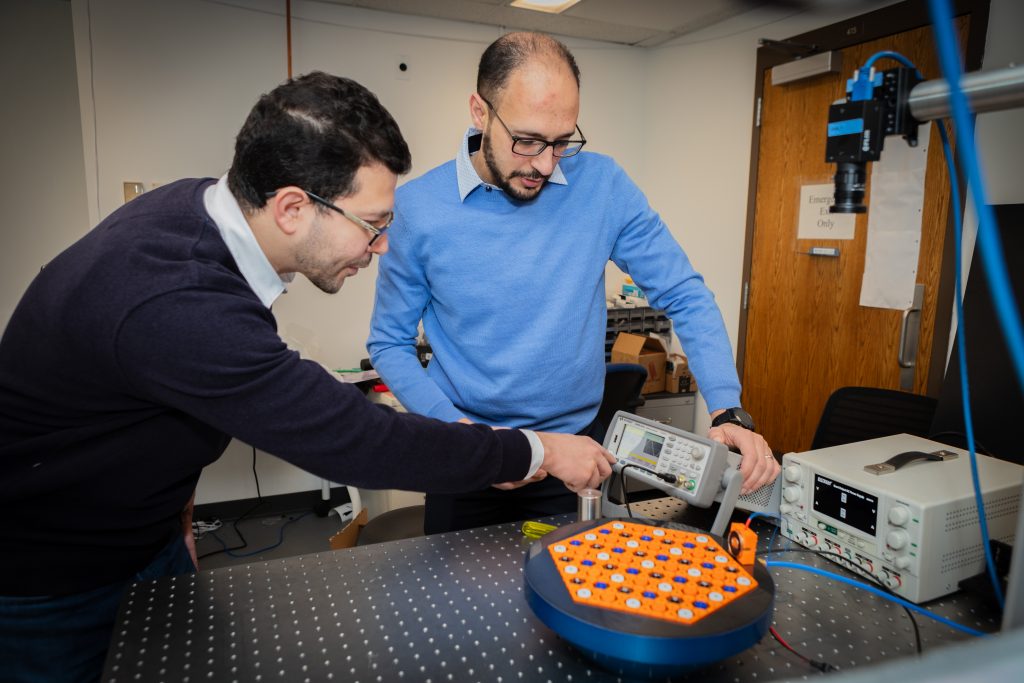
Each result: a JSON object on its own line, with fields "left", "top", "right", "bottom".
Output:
{"left": 886, "top": 530, "right": 909, "bottom": 550}
{"left": 779, "top": 503, "right": 793, "bottom": 514}
{"left": 894, "top": 556, "right": 912, "bottom": 570}
{"left": 783, "top": 486, "right": 801, "bottom": 503}
{"left": 888, "top": 506, "right": 910, "bottom": 526}
{"left": 783, "top": 465, "right": 802, "bottom": 483}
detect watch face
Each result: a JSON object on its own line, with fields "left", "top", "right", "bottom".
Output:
{"left": 733, "top": 408, "right": 754, "bottom": 428}
{"left": 715, "top": 407, "right": 754, "bottom": 430}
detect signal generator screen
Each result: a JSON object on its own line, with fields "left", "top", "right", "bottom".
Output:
{"left": 617, "top": 424, "right": 665, "bottom": 469}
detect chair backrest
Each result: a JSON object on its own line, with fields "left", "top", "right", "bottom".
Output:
{"left": 597, "top": 363, "right": 647, "bottom": 434}
{"left": 811, "top": 386, "right": 938, "bottom": 451}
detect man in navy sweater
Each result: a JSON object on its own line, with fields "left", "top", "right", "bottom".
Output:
{"left": 0, "top": 72, "right": 614, "bottom": 683}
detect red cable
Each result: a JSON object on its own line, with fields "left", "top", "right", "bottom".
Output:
{"left": 769, "top": 626, "right": 811, "bottom": 663}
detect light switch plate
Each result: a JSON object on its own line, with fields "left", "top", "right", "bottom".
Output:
{"left": 123, "top": 181, "right": 145, "bottom": 203}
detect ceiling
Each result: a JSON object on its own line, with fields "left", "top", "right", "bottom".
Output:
{"left": 319, "top": 0, "right": 772, "bottom": 48}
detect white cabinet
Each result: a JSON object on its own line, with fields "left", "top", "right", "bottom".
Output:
{"left": 636, "top": 392, "right": 696, "bottom": 433}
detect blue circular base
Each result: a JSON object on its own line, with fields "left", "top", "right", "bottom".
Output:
{"left": 523, "top": 518, "right": 774, "bottom": 679}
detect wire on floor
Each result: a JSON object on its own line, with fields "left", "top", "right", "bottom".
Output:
{"left": 206, "top": 511, "right": 313, "bottom": 559}
{"left": 197, "top": 446, "right": 265, "bottom": 561}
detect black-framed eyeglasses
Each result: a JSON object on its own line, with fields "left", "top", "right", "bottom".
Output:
{"left": 264, "top": 190, "right": 393, "bottom": 246}
{"left": 481, "top": 97, "right": 586, "bottom": 158}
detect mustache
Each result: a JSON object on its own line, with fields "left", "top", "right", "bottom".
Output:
{"left": 510, "top": 170, "right": 548, "bottom": 181}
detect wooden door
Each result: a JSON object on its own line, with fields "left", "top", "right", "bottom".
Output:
{"left": 738, "top": 6, "right": 984, "bottom": 455}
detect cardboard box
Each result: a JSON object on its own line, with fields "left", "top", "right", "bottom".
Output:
{"left": 328, "top": 507, "right": 368, "bottom": 550}
{"left": 610, "top": 332, "right": 667, "bottom": 394}
{"left": 665, "top": 353, "right": 694, "bottom": 394}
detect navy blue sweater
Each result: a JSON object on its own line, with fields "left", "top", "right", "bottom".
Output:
{"left": 0, "top": 179, "right": 531, "bottom": 596}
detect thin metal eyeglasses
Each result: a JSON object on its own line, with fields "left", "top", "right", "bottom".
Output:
{"left": 264, "top": 190, "right": 393, "bottom": 246}
{"left": 480, "top": 97, "right": 586, "bottom": 158}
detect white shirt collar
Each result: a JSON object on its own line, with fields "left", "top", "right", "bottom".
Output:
{"left": 203, "top": 175, "right": 293, "bottom": 309}
{"left": 455, "top": 127, "right": 568, "bottom": 202}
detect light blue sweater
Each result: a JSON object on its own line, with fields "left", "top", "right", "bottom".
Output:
{"left": 368, "top": 147, "right": 741, "bottom": 434}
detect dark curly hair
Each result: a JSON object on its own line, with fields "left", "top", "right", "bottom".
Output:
{"left": 228, "top": 71, "right": 411, "bottom": 213}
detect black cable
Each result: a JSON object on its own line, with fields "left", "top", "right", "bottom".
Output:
{"left": 207, "top": 511, "right": 312, "bottom": 559}
{"left": 762, "top": 546, "right": 923, "bottom": 654}
{"left": 197, "top": 446, "right": 265, "bottom": 561}
{"left": 619, "top": 466, "right": 634, "bottom": 518}
{"left": 769, "top": 625, "right": 839, "bottom": 672}
{"left": 616, "top": 464, "right": 676, "bottom": 518}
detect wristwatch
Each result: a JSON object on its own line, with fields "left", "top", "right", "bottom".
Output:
{"left": 711, "top": 407, "right": 755, "bottom": 431}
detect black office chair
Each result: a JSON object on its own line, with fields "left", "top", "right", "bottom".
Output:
{"left": 597, "top": 363, "right": 648, "bottom": 435}
{"left": 810, "top": 386, "right": 938, "bottom": 450}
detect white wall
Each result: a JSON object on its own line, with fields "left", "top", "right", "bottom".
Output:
{"left": 0, "top": 0, "right": 90, "bottom": 329}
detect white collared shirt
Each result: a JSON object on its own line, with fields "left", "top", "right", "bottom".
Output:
{"left": 203, "top": 175, "right": 293, "bottom": 309}
{"left": 455, "top": 128, "right": 568, "bottom": 202}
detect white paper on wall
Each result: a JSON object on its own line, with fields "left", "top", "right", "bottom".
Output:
{"left": 860, "top": 122, "right": 931, "bottom": 310}
{"left": 797, "top": 183, "right": 856, "bottom": 239}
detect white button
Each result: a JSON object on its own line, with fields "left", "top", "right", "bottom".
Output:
{"left": 653, "top": 529, "right": 666, "bottom": 537}
{"left": 584, "top": 534, "right": 597, "bottom": 541}
{"left": 641, "top": 560, "right": 655, "bottom": 569}
{"left": 563, "top": 565, "right": 578, "bottom": 575}
{"left": 658, "top": 583, "right": 673, "bottom": 592}
{"left": 696, "top": 535, "right": 709, "bottom": 543}
{"left": 626, "top": 540, "right": 639, "bottom": 548}
{"left": 708, "top": 592, "right": 724, "bottom": 602}
{"left": 613, "top": 523, "right": 625, "bottom": 530}
{"left": 737, "top": 577, "right": 751, "bottom": 586}
{"left": 597, "top": 552, "right": 610, "bottom": 561}
{"left": 576, "top": 588, "right": 592, "bottom": 599}
{"left": 670, "top": 547, "right": 683, "bottom": 556}
{"left": 611, "top": 574, "right": 625, "bottom": 583}
{"left": 715, "top": 555, "right": 729, "bottom": 564}
{"left": 687, "top": 568, "right": 702, "bottom": 577}
{"left": 677, "top": 609, "right": 694, "bottom": 619}
{"left": 626, "top": 598, "right": 642, "bottom": 609}
{"left": 553, "top": 545, "right": 567, "bottom": 553}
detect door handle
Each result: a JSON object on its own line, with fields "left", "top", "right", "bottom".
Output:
{"left": 897, "top": 287, "right": 923, "bottom": 369}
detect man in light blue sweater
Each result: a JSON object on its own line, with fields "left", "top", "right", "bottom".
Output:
{"left": 369, "top": 32, "right": 779, "bottom": 533}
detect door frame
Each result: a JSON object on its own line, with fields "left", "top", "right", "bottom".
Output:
{"left": 735, "top": 0, "right": 990, "bottom": 396}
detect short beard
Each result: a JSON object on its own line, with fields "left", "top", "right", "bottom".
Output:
{"left": 482, "top": 130, "right": 546, "bottom": 202}
{"left": 296, "top": 216, "right": 344, "bottom": 295}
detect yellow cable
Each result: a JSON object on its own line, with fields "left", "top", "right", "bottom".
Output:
{"left": 521, "top": 521, "right": 558, "bottom": 540}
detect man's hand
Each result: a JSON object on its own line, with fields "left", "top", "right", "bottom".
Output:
{"left": 707, "top": 423, "right": 780, "bottom": 495}
{"left": 536, "top": 432, "right": 616, "bottom": 493}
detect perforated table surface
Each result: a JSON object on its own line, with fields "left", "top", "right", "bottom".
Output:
{"left": 102, "top": 500, "right": 1001, "bottom": 682}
